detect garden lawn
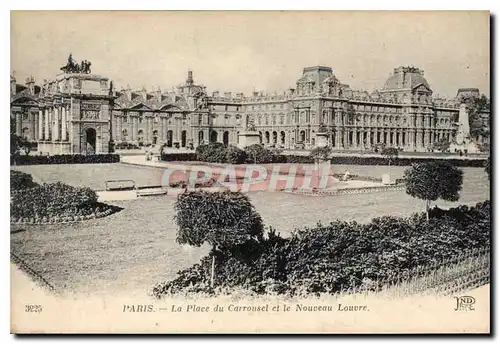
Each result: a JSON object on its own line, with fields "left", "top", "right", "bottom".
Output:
{"left": 11, "top": 163, "right": 167, "bottom": 190}
{"left": 10, "top": 165, "right": 489, "bottom": 297}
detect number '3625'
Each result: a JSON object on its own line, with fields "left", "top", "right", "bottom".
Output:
{"left": 25, "top": 305, "right": 43, "bottom": 313}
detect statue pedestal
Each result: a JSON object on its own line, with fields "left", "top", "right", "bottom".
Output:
{"left": 311, "top": 159, "right": 331, "bottom": 189}
{"left": 238, "top": 131, "right": 262, "bottom": 149}
{"left": 449, "top": 102, "right": 481, "bottom": 154}
{"left": 315, "top": 132, "right": 329, "bottom": 148}
{"left": 450, "top": 140, "right": 481, "bottom": 154}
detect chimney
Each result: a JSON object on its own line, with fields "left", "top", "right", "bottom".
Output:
{"left": 186, "top": 70, "right": 194, "bottom": 85}
{"left": 154, "top": 86, "right": 162, "bottom": 101}
{"left": 26, "top": 76, "right": 35, "bottom": 94}
{"left": 125, "top": 85, "right": 132, "bottom": 100}
{"left": 212, "top": 91, "right": 219, "bottom": 98}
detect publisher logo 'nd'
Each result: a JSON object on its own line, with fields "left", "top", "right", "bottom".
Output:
{"left": 454, "top": 296, "right": 475, "bottom": 311}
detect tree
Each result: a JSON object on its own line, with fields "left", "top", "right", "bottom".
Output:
{"left": 174, "top": 190, "right": 264, "bottom": 287}
{"left": 381, "top": 147, "right": 399, "bottom": 166}
{"left": 309, "top": 146, "right": 332, "bottom": 161}
{"left": 460, "top": 94, "right": 491, "bottom": 140}
{"left": 485, "top": 156, "right": 490, "bottom": 180}
{"left": 403, "top": 161, "right": 463, "bottom": 220}
{"left": 10, "top": 118, "right": 24, "bottom": 164}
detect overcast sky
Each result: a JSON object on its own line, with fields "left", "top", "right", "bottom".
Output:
{"left": 11, "top": 11, "right": 490, "bottom": 98}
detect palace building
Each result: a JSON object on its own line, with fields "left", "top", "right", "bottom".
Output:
{"left": 10, "top": 60, "right": 489, "bottom": 155}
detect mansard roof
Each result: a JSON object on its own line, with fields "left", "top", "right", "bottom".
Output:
{"left": 383, "top": 67, "right": 432, "bottom": 92}
{"left": 114, "top": 90, "right": 189, "bottom": 111}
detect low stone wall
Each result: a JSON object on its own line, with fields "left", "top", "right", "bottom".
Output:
{"left": 284, "top": 184, "right": 405, "bottom": 196}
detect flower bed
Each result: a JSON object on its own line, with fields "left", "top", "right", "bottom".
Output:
{"left": 10, "top": 182, "right": 121, "bottom": 224}
{"left": 153, "top": 200, "right": 490, "bottom": 298}
{"left": 10, "top": 170, "right": 39, "bottom": 191}
{"left": 13, "top": 154, "right": 120, "bottom": 165}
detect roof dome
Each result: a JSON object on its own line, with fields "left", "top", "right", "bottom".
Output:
{"left": 383, "top": 66, "right": 431, "bottom": 91}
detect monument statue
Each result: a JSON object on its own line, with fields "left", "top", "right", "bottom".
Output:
{"left": 449, "top": 102, "right": 480, "bottom": 154}
{"left": 455, "top": 103, "right": 470, "bottom": 144}
{"left": 60, "top": 54, "right": 92, "bottom": 74}
{"left": 245, "top": 115, "right": 256, "bottom": 131}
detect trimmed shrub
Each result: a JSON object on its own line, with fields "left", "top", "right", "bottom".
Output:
{"left": 309, "top": 146, "right": 332, "bottom": 161}
{"left": 11, "top": 182, "right": 99, "bottom": 219}
{"left": 153, "top": 200, "right": 490, "bottom": 298}
{"left": 10, "top": 170, "right": 38, "bottom": 191}
{"left": 226, "top": 145, "right": 247, "bottom": 164}
{"left": 195, "top": 143, "right": 227, "bottom": 163}
{"left": 175, "top": 190, "right": 264, "bottom": 250}
{"left": 161, "top": 152, "right": 197, "bottom": 162}
{"left": 244, "top": 144, "right": 276, "bottom": 164}
{"left": 13, "top": 154, "right": 120, "bottom": 165}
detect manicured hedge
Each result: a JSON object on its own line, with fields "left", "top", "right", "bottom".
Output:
{"left": 275, "top": 154, "right": 486, "bottom": 167}
{"left": 161, "top": 152, "right": 198, "bottom": 162}
{"left": 115, "top": 142, "right": 140, "bottom": 150}
{"left": 12, "top": 154, "right": 120, "bottom": 165}
{"left": 162, "top": 148, "right": 486, "bottom": 168}
{"left": 153, "top": 200, "right": 491, "bottom": 297}
{"left": 10, "top": 170, "right": 39, "bottom": 191}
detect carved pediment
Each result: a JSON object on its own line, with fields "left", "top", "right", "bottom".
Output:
{"left": 11, "top": 96, "right": 39, "bottom": 106}
{"left": 159, "top": 103, "right": 182, "bottom": 111}
{"left": 130, "top": 103, "right": 152, "bottom": 111}
{"left": 412, "top": 83, "right": 432, "bottom": 93}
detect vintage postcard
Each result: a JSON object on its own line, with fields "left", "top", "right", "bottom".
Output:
{"left": 10, "top": 10, "right": 491, "bottom": 334}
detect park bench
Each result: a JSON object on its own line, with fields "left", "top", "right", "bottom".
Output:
{"left": 105, "top": 179, "right": 136, "bottom": 191}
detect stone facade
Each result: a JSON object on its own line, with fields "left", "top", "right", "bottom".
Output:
{"left": 10, "top": 65, "right": 490, "bottom": 154}
{"left": 11, "top": 73, "right": 113, "bottom": 155}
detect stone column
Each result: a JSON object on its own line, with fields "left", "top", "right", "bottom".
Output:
{"left": 149, "top": 118, "right": 153, "bottom": 143}
{"left": 53, "top": 107, "right": 60, "bottom": 141}
{"left": 15, "top": 112, "right": 22, "bottom": 136}
{"left": 133, "top": 117, "right": 138, "bottom": 141}
{"left": 367, "top": 130, "right": 371, "bottom": 147}
{"left": 34, "top": 110, "right": 39, "bottom": 140}
{"left": 415, "top": 131, "right": 421, "bottom": 149}
{"left": 118, "top": 115, "right": 122, "bottom": 141}
{"left": 160, "top": 117, "right": 165, "bottom": 141}
{"left": 44, "top": 108, "right": 49, "bottom": 140}
{"left": 62, "top": 107, "right": 67, "bottom": 141}
{"left": 38, "top": 110, "right": 43, "bottom": 140}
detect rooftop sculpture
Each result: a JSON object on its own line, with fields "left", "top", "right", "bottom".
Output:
{"left": 60, "top": 54, "right": 92, "bottom": 74}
